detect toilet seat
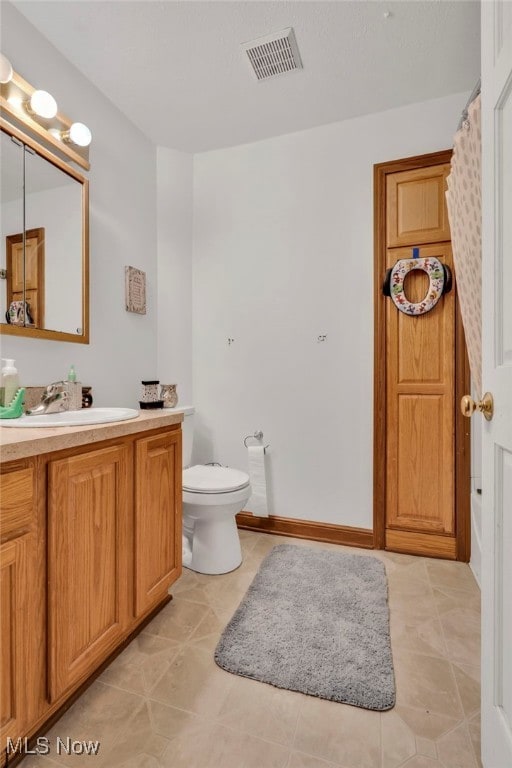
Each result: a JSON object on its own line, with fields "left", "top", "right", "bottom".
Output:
{"left": 183, "top": 464, "right": 250, "bottom": 494}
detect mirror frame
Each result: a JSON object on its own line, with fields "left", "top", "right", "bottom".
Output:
{"left": 0, "top": 117, "right": 89, "bottom": 344}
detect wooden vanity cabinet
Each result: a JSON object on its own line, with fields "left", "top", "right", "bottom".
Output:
{"left": 0, "top": 460, "right": 45, "bottom": 754}
{"left": 0, "top": 423, "right": 182, "bottom": 763}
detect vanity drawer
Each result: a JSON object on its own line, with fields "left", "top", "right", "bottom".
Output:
{"left": 0, "top": 465, "right": 35, "bottom": 542}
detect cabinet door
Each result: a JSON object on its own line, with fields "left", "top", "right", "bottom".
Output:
{"left": 134, "top": 430, "right": 182, "bottom": 618}
{"left": 0, "top": 460, "right": 42, "bottom": 756}
{"left": 386, "top": 164, "right": 451, "bottom": 247}
{"left": 0, "top": 537, "right": 28, "bottom": 748}
{"left": 48, "top": 444, "right": 131, "bottom": 702}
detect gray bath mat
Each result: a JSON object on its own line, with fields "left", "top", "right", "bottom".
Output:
{"left": 215, "top": 543, "right": 395, "bottom": 710}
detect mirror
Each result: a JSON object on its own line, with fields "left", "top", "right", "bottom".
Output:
{"left": 0, "top": 120, "right": 89, "bottom": 343}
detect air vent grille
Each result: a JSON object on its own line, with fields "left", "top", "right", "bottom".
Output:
{"left": 242, "top": 28, "right": 303, "bottom": 81}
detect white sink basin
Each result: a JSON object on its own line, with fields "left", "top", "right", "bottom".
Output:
{"left": 1, "top": 407, "right": 140, "bottom": 428}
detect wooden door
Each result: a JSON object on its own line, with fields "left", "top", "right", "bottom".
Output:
{"left": 6, "top": 228, "right": 45, "bottom": 327}
{"left": 374, "top": 154, "right": 470, "bottom": 560}
{"left": 48, "top": 444, "right": 131, "bottom": 701}
{"left": 481, "top": 2, "right": 512, "bottom": 763}
{"left": 134, "top": 429, "right": 182, "bottom": 618}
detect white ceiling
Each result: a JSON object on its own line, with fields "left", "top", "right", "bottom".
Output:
{"left": 11, "top": 0, "right": 480, "bottom": 153}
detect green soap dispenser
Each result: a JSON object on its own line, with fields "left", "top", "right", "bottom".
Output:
{"left": 1, "top": 359, "right": 20, "bottom": 407}
{"left": 65, "top": 364, "right": 82, "bottom": 410}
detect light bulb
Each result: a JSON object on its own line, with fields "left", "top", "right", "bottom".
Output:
{"left": 0, "top": 53, "right": 13, "bottom": 84}
{"left": 7, "top": 95, "right": 22, "bottom": 110}
{"left": 29, "top": 90, "right": 58, "bottom": 119}
{"left": 68, "top": 122, "right": 92, "bottom": 147}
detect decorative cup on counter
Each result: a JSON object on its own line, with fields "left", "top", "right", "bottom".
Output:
{"left": 160, "top": 384, "right": 178, "bottom": 408}
{"left": 140, "top": 380, "right": 164, "bottom": 409}
{"left": 141, "top": 380, "right": 159, "bottom": 401}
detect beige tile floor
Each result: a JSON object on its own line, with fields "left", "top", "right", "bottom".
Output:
{"left": 21, "top": 531, "right": 481, "bottom": 768}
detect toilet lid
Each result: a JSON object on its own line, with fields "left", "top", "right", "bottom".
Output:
{"left": 183, "top": 465, "right": 250, "bottom": 493}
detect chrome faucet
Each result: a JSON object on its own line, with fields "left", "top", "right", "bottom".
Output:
{"left": 27, "top": 381, "right": 69, "bottom": 415}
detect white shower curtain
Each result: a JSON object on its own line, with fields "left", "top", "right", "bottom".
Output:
{"left": 446, "top": 94, "right": 482, "bottom": 395}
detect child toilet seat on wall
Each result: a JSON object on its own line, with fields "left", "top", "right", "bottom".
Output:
{"left": 382, "top": 254, "right": 452, "bottom": 316}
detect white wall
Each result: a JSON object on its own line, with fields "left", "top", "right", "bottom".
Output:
{"left": 156, "top": 147, "right": 193, "bottom": 405}
{"left": 192, "top": 92, "right": 469, "bottom": 529}
{"left": 1, "top": 3, "right": 158, "bottom": 407}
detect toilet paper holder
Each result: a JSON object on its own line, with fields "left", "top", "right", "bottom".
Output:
{"left": 243, "top": 430, "right": 270, "bottom": 453}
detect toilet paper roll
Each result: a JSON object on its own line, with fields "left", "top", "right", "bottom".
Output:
{"left": 244, "top": 445, "right": 269, "bottom": 517}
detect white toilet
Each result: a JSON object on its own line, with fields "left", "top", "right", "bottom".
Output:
{"left": 175, "top": 406, "right": 251, "bottom": 575}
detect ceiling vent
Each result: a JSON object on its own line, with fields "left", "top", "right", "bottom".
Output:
{"left": 242, "top": 28, "right": 303, "bottom": 81}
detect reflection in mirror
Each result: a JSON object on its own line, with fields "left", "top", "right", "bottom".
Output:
{"left": 24, "top": 146, "right": 83, "bottom": 335}
{"left": 0, "top": 121, "right": 89, "bottom": 343}
{"left": 0, "top": 130, "right": 24, "bottom": 325}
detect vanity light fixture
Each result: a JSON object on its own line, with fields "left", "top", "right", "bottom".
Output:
{"left": 0, "top": 60, "right": 91, "bottom": 170}
{"left": 0, "top": 53, "right": 13, "bottom": 84}
{"left": 27, "top": 89, "right": 58, "bottom": 119}
{"left": 61, "top": 122, "right": 92, "bottom": 148}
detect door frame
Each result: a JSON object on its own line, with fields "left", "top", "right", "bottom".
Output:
{"left": 373, "top": 150, "right": 471, "bottom": 561}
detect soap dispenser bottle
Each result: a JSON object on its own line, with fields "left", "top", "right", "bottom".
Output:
{"left": 65, "top": 364, "right": 82, "bottom": 410}
{"left": 0, "top": 359, "right": 20, "bottom": 407}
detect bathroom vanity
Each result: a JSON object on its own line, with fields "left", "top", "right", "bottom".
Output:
{"left": 0, "top": 411, "right": 182, "bottom": 765}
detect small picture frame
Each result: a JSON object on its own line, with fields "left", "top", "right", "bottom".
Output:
{"left": 125, "top": 266, "right": 146, "bottom": 315}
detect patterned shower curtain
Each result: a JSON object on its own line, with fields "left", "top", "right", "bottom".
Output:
{"left": 446, "top": 94, "right": 482, "bottom": 395}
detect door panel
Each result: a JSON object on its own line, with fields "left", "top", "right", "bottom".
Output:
{"left": 134, "top": 430, "right": 182, "bottom": 618}
{"left": 394, "top": 394, "right": 453, "bottom": 532}
{"left": 397, "top": 298, "right": 444, "bottom": 383}
{"left": 497, "top": 449, "right": 512, "bottom": 725}
{"left": 386, "top": 165, "right": 451, "bottom": 247}
{"left": 10, "top": 242, "right": 24, "bottom": 293}
{"left": 498, "top": 80, "right": 512, "bottom": 365}
{"left": 48, "top": 444, "right": 130, "bottom": 701}
{"left": 0, "top": 537, "right": 27, "bottom": 743}
{"left": 24, "top": 235, "right": 41, "bottom": 291}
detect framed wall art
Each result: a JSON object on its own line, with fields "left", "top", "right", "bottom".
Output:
{"left": 125, "top": 266, "right": 146, "bottom": 315}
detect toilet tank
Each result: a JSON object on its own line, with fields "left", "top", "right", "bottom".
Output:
{"left": 168, "top": 405, "right": 195, "bottom": 467}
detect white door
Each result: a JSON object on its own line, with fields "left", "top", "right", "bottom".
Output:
{"left": 481, "top": 2, "right": 512, "bottom": 767}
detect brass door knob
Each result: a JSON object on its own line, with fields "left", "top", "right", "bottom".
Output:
{"left": 460, "top": 392, "right": 494, "bottom": 421}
